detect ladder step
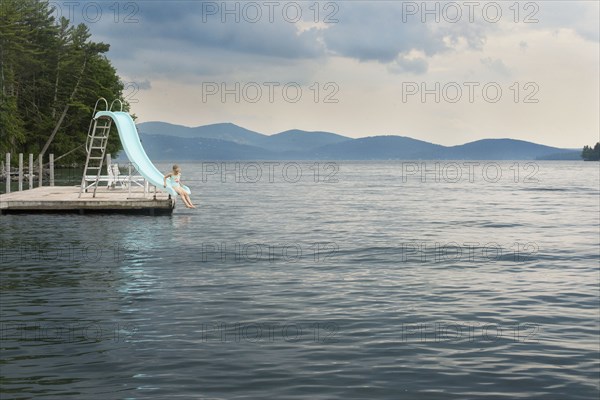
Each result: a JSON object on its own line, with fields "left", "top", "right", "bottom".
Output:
{"left": 79, "top": 111, "right": 113, "bottom": 198}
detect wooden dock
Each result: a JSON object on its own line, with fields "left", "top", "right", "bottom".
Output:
{"left": 0, "top": 186, "right": 175, "bottom": 215}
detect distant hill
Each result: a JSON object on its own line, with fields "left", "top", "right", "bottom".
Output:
{"left": 137, "top": 122, "right": 350, "bottom": 154}
{"left": 138, "top": 122, "right": 269, "bottom": 148}
{"left": 440, "top": 139, "right": 574, "bottom": 160}
{"left": 312, "top": 136, "right": 445, "bottom": 160}
{"left": 264, "top": 130, "right": 349, "bottom": 152}
{"left": 131, "top": 121, "right": 579, "bottom": 161}
{"left": 138, "top": 133, "right": 279, "bottom": 161}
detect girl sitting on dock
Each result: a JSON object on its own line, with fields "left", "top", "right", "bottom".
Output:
{"left": 164, "top": 165, "right": 195, "bottom": 208}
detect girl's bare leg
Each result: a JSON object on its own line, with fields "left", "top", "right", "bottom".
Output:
{"left": 184, "top": 195, "right": 195, "bottom": 208}
{"left": 182, "top": 195, "right": 193, "bottom": 208}
{"left": 185, "top": 194, "right": 196, "bottom": 208}
{"left": 181, "top": 194, "right": 194, "bottom": 208}
{"left": 175, "top": 188, "right": 193, "bottom": 208}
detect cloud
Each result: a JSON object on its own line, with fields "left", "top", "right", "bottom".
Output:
{"left": 389, "top": 53, "right": 429, "bottom": 75}
{"left": 136, "top": 79, "right": 152, "bottom": 90}
{"left": 519, "top": 41, "right": 528, "bottom": 50}
{"left": 90, "top": 1, "right": 496, "bottom": 78}
{"left": 536, "top": 1, "right": 600, "bottom": 42}
{"left": 320, "top": 2, "right": 448, "bottom": 63}
{"left": 88, "top": 1, "right": 600, "bottom": 81}
{"left": 90, "top": 1, "right": 325, "bottom": 59}
{"left": 480, "top": 57, "right": 510, "bottom": 76}
{"left": 85, "top": 1, "right": 332, "bottom": 83}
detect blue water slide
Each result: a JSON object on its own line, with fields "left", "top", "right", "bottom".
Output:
{"left": 94, "top": 111, "right": 191, "bottom": 197}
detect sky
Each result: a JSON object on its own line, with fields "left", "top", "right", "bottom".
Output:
{"left": 51, "top": 0, "right": 599, "bottom": 147}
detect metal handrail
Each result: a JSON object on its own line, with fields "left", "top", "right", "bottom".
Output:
{"left": 95, "top": 97, "right": 109, "bottom": 112}
{"left": 110, "top": 99, "right": 123, "bottom": 112}
{"left": 85, "top": 98, "right": 109, "bottom": 153}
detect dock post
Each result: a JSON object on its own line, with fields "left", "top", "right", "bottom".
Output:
{"left": 128, "top": 163, "right": 132, "bottom": 197}
{"left": 5, "top": 153, "right": 10, "bottom": 194}
{"left": 106, "top": 153, "right": 112, "bottom": 188}
{"left": 18, "top": 153, "right": 23, "bottom": 191}
{"left": 38, "top": 154, "right": 43, "bottom": 187}
{"left": 49, "top": 153, "right": 54, "bottom": 186}
{"left": 29, "top": 154, "right": 33, "bottom": 189}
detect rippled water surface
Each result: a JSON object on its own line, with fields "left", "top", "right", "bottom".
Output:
{"left": 1, "top": 161, "right": 599, "bottom": 399}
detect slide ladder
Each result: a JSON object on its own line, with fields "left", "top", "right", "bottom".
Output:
{"left": 79, "top": 99, "right": 122, "bottom": 197}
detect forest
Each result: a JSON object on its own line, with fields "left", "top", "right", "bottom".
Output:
{"left": 0, "top": 0, "right": 128, "bottom": 166}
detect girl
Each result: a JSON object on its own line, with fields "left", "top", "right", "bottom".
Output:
{"left": 164, "top": 165, "right": 196, "bottom": 208}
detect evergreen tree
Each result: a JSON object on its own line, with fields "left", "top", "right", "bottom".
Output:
{"left": 0, "top": 0, "right": 128, "bottom": 166}
{"left": 581, "top": 143, "right": 600, "bottom": 161}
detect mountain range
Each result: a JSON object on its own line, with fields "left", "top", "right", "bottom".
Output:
{"left": 132, "top": 122, "right": 581, "bottom": 161}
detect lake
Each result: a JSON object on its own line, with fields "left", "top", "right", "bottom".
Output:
{"left": 1, "top": 161, "right": 599, "bottom": 399}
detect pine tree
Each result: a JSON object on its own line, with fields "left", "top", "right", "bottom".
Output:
{"left": 0, "top": 0, "right": 127, "bottom": 166}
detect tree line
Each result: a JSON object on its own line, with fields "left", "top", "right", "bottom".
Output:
{"left": 0, "top": 0, "right": 128, "bottom": 166}
{"left": 581, "top": 143, "right": 599, "bottom": 161}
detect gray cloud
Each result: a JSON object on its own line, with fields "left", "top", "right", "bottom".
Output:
{"left": 82, "top": 0, "right": 330, "bottom": 83}
{"left": 321, "top": 2, "right": 447, "bottom": 63}
{"left": 78, "top": 0, "right": 597, "bottom": 82}
{"left": 137, "top": 79, "right": 152, "bottom": 90}
{"left": 89, "top": 1, "right": 491, "bottom": 74}
{"left": 89, "top": 1, "right": 325, "bottom": 59}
